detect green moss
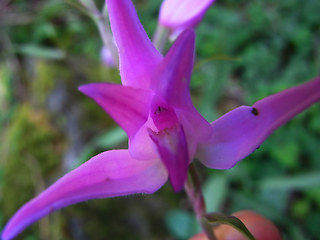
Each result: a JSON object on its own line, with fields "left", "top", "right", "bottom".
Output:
{"left": 31, "top": 60, "right": 71, "bottom": 106}
{"left": 2, "top": 104, "right": 65, "bottom": 217}
{"left": 31, "top": 60, "right": 56, "bottom": 105}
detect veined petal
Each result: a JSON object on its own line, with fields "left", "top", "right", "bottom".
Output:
{"left": 149, "top": 125, "right": 189, "bottom": 192}
{"left": 78, "top": 83, "right": 153, "bottom": 138}
{"left": 2, "top": 150, "right": 167, "bottom": 240}
{"left": 197, "top": 77, "right": 320, "bottom": 169}
{"left": 159, "top": 0, "right": 215, "bottom": 37}
{"left": 106, "top": 0, "right": 162, "bottom": 89}
{"left": 153, "top": 30, "right": 195, "bottom": 109}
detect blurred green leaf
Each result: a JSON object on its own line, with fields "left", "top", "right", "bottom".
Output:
{"left": 33, "top": 22, "right": 57, "bottom": 41}
{"left": 205, "top": 212, "right": 255, "bottom": 240}
{"left": 306, "top": 213, "right": 320, "bottom": 239}
{"left": 15, "top": 44, "right": 65, "bottom": 59}
{"left": 306, "top": 188, "right": 320, "bottom": 208}
{"left": 259, "top": 172, "right": 320, "bottom": 191}
{"left": 77, "top": 127, "right": 127, "bottom": 166}
{"left": 257, "top": 189, "right": 288, "bottom": 212}
{"left": 24, "top": 236, "right": 38, "bottom": 240}
{"left": 270, "top": 139, "right": 299, "bottom": 169}
{"left": 203, "top": 174, "right": 228, "bottom": 213}
{"left": 165, "top": 210, "right": 199, "bottom": 239}
{"left": 94, "top": 127, "right": 127, "bottom": 148}
{"left": 38, "top": 0, "right": 66, "bottom": 19}
{"left": 291, "top": 199, "right": 310, "bottom": 219}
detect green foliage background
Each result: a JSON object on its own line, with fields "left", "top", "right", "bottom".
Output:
{"left": 0, "top": 0, "right": 320, "bottom": 239}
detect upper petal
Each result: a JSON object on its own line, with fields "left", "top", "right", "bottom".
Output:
{"left": 106, "top": 0, "right": 162, "bottom": 89}
{"left": 197, "top": 77, "right": 320, "bottom": 169}
{"left": 159, "top": 0, "right": 215, "bottom": 37}
{"left": 2, "top": 150, "right": 167, "bottom": 240}
{"left": 79, "top": 83, "right": 153, "bottom": 138}
{"left": 153, "top": 30, "right": 195, "bottom": 109}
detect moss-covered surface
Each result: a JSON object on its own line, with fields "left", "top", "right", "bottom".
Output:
{"left": 0, "top": 104, "right": 65, "bottom": 238}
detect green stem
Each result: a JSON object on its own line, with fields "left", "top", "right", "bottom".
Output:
{"left": 78, "top": 0, "right": 119, "bottom": 67}
{"left": 153, "top": 24, "right": 170, "bottom": 53}
{"left": 185, "top": 163, "right": 217, "bottom": 240}
{"left": 94, "top": 10, "right": 119, "bottom": 67}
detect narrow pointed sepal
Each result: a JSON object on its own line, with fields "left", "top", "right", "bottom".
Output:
{"left": 148, "top": 125, "right": 189, "bottom": 191}
{"left": 153, "top": 30, "right": 195, "bottom": 109}
{"left": 197, "top": 77, "right": 320, "bottom": 169}
{"left": 151, "top": 30, "right": 213, "bottom": 147}
{"left": 106, "top": 0, "right": 162, "bottom": 89}
{"left": 1, "top": 150, "right": 167, "bottom": 240}
{"left": 78, "top": 83, "right": 153, "bottom": 138}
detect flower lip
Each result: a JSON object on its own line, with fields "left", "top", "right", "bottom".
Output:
{"left": 148, "top": 124, "right": 189, "bottom": 191}
{"left": 150, "top": 95, "right": 179, "bottom": 132}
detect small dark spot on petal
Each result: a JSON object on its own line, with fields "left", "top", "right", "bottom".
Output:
{"left": 155, "top": 106, "right": 167, "bottom": 114}
{"left": 256, "top": 145, "right": 260, "bottom": 150}
{"left": 105, "top": 177, "right": 111, "bottom": 182}
{"left": 251, "top": 107, "right": 259, "bottom": 116}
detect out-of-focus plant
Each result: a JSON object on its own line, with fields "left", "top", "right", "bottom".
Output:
{"left": 155, "top": 0, "right": 215, "bottom": 47}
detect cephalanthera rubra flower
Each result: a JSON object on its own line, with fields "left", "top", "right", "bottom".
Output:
{"left": 2, "top": 0, "right": 319, "bottom": 239}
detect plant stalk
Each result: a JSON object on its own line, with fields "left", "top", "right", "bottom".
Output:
{"left": 153, "top": 24, "right": 170, "bottom": 53}
{"left": 78, "top": 0, "right": 119, "bottom": 67}
{"left": 185, "top": 163, "right": 217, "bottom": 240}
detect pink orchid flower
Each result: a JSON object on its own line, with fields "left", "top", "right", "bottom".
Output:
{"left": 159, "top": 0, "right": 216, "bottom": 39}
{"left": 2, "top": 0, "right": 320, "bottom": 239}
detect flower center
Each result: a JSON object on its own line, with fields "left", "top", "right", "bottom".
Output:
{"left": 151, "top": 103, "right": 179, "bottom": 132}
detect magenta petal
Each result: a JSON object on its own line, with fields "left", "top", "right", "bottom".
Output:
{"left": 177, "top": 108, "right": 212, "bottom": 150}
{"left": 106, "top": 0, "right": 162, "bottom": 89}
{"left": 197, "top": 77, "right": 320, "bottom": 169}
{"left": 148, "top": 125, "right": 189, "bottom": 191}
{"left": 129, "top": 118, "right": 159, "bottom": 161}
{"left": 2, "top": 150, "right": 167, "bottom": 240}
{"left": 78, "top": 83, "right": 153, "bottom": 138}
{"left": 153, "top": 30, "right": 195, "bottom": 109}
{"left": 159, "top": 0, "right": 215, "bottom": 37}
